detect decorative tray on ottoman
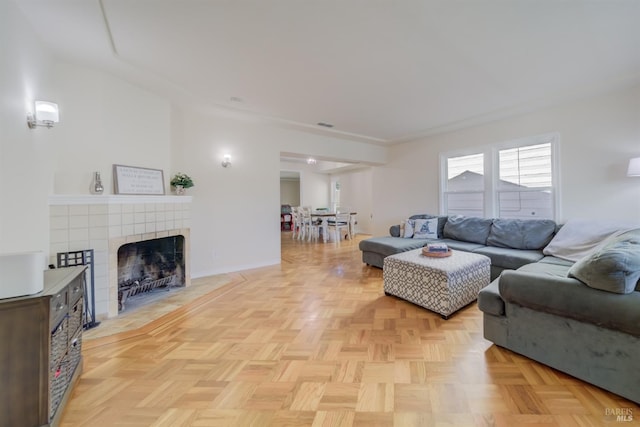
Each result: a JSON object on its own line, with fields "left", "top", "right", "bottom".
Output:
{"left": 422, "top": 243, "right": 452, "bottom": 257}
{"left": 422, "top": 248, "right": 452, "bottom": 257}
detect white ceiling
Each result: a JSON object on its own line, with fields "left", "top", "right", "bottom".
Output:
{"left": 14, "top": 0, "right": 640, "bottom": 145}
{"left": 280, "top": 154, "right": 362, "bottom": 175}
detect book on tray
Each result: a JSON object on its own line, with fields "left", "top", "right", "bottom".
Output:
{"left": 426, "top": 243, "right": 449, "bottom": 253}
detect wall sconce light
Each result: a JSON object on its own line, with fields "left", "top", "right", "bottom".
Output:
{"left": 27, "top": 101, "right": 59, "bottom": 129}
{"left": 627, "top": 157, "right": 640, "bottom": 177}
{"left": 221, "top": 154, "right": 232, "bottom": 168}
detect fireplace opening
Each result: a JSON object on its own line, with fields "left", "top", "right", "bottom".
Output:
{"left": 117, "top": 235, "right": 185, "bottom": 312}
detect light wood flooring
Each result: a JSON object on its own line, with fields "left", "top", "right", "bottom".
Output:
{"left": 61, "top": 233, "right": 639, "bottom": 426}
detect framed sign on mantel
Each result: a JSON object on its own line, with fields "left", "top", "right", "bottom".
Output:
{"left": 113, "top": 164, "right": 165, "bottom": 195}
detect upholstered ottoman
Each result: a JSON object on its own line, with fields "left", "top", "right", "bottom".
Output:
{"left": 383, "top": 248, "right": 491, "bottom": 319}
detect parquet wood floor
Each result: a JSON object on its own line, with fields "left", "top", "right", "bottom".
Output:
{"left": 61, "top": 234, "right": 639, "bottom": 426}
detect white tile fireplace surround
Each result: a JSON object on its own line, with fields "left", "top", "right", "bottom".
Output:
{"left": 49, "top": 195, "right": 192, "bottom": 318}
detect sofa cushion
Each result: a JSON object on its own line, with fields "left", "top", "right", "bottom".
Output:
{"left": 408, "top": 214, "right": 434, "bottom": 220}
{"left": 358, "top": 236, "right": 430, "bottom": 258}
{"left": 477, "top": 278, "right": 504, "bottom": 316}
{"left": 477, "top": 260, "right": 569, "bottom": 317}
{"left": 433, "top": 216, "right": 449, "bottom": 238}
{"left": 472, "top": 246, "right": 545, "bottom": 270}
{"left": 438, "top": 239, "right": 485, "bottom": 252}
{"left": 517, "top": 260, "right": 571, "bottom": 277}
{"left": 487, "top": 218, "right": 556, "bottom": 250}
{"left": 536, "top": 256, "right": 574, "bottom": 267}
{"left": 443, "top": 216, "right": 493, "bottom": 244}
{"left": 498, "top": 269, "right": 640, "bottom": 337}
{"left": 568, "top": 228, "right": 640, "bottom": 294}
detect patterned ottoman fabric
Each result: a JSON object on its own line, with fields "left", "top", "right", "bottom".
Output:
{"left": 383, "top": 248, "right": 491, "bottom": 318}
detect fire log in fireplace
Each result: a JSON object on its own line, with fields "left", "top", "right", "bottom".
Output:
{"left": 117, "top": 236, "right": 185, "bottom": 311}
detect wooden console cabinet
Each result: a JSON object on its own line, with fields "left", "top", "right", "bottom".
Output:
{"left": 0, "top": 266, "right": 86, "bottom": 427}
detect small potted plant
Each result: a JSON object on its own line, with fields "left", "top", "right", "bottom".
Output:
{"left": 170, "top": 172, "right": 194, "bottom": 195}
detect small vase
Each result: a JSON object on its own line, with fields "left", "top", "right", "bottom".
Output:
{"left": 174, "top": 185, "right": 185, "bottom": 195}
{"left": 92, "top": 172, "right": 104, "bottom": 194}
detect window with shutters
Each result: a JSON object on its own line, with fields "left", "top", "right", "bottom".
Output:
{"left": 440, "top": 133, "right": 558, "bottom": 220}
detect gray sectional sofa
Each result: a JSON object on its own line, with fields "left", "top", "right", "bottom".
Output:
{"left": 479, "top": 227, "right": 640, "bottom": 404}
{"left": 360, "top": 215, "right": 640, "bottom": 403}
{"left": 359, "top": 214, "right": 557, "bottom": 280}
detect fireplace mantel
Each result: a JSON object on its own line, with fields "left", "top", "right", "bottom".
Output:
{"left": 49, "top": 194, "right": 192, "bottom": 205}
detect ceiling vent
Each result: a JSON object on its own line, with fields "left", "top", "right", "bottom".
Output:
{"left": 317, "top": 122, "right": 334, "bottom": 128}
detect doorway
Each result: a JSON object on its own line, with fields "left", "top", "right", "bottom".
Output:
{"left": 280, "top": 171, "right": 300, "bottom": 231}
{"left": 280, "top": 171, "right": 301, "bottom": 207}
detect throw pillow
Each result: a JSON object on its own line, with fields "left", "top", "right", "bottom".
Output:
{"left": 568, "top": 228, "right": 640, "bottom": 294}
{"left": 403, "top": 219, "right": 415, "bottom": 238}
{"left": 413, "top": 218, "right": 438, "bottom": 239}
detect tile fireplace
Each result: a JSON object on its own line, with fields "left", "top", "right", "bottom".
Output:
{"left": 49, "top": 195, "right": 191, "bottom": 318}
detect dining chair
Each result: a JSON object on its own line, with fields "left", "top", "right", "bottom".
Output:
{"left": 290, "top": 207, "right": 301, "bottom": 239}
{"left": 300, "top": 206, "right": 319, "bottom": 241}
{"left": 281, "top": 213, "right": 292, "bottom": 231}
{"left": 349, "top": 213, "right": 357, "bottom": 239}
{"left": 327, "top": 212, "right": 351, "bottom": 242}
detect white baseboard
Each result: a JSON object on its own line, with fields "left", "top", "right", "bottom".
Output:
{"left": 192, "top": 258, "right": 281, "bottom": 279}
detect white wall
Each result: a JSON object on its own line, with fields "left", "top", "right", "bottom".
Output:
{"left": 280, "top": 179, "right": 300, "bottom": 206}
{"left": 169, "top": 107, "right": 281, "bottom": 277}
{"left": 371, "top": 85, "right": 640, "bottom": 236}
{"left": 0, "top": 1, "right": 55, "bottom": 255}
{"left": 331, "top": 168, "right": 374, "bottom": 235}
{"left": 52, "top": 62, "right": 172, "bottom": 194}
{"left": 279, "top": 160, "right": 331, "bottom": 209}
{"left": 301, "top": 171, "right": 330, "bottom": 210}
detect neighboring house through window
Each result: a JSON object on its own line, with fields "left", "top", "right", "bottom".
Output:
{"left": 440, "top": 133, "right": 559, "bottom": 220}
{"left": 443, "top": 153, "right": 485, "bottom": 217}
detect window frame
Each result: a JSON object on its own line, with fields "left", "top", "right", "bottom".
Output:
{"left": 439, "top": 132, "right": 560, "bottom": 220}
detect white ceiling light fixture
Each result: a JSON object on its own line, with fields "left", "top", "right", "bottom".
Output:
{"left": 27, "top": 101, "right": 59, "bottom": 129}
{"left": 221, "top": 154, "right": 232, "bottom": 168}
{"left": 307, "top": 158, "right": 317, "bottom": 165}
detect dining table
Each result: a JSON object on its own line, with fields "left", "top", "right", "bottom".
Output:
{"left": 310, "top": 210, "right": 357, "bottom": 242}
